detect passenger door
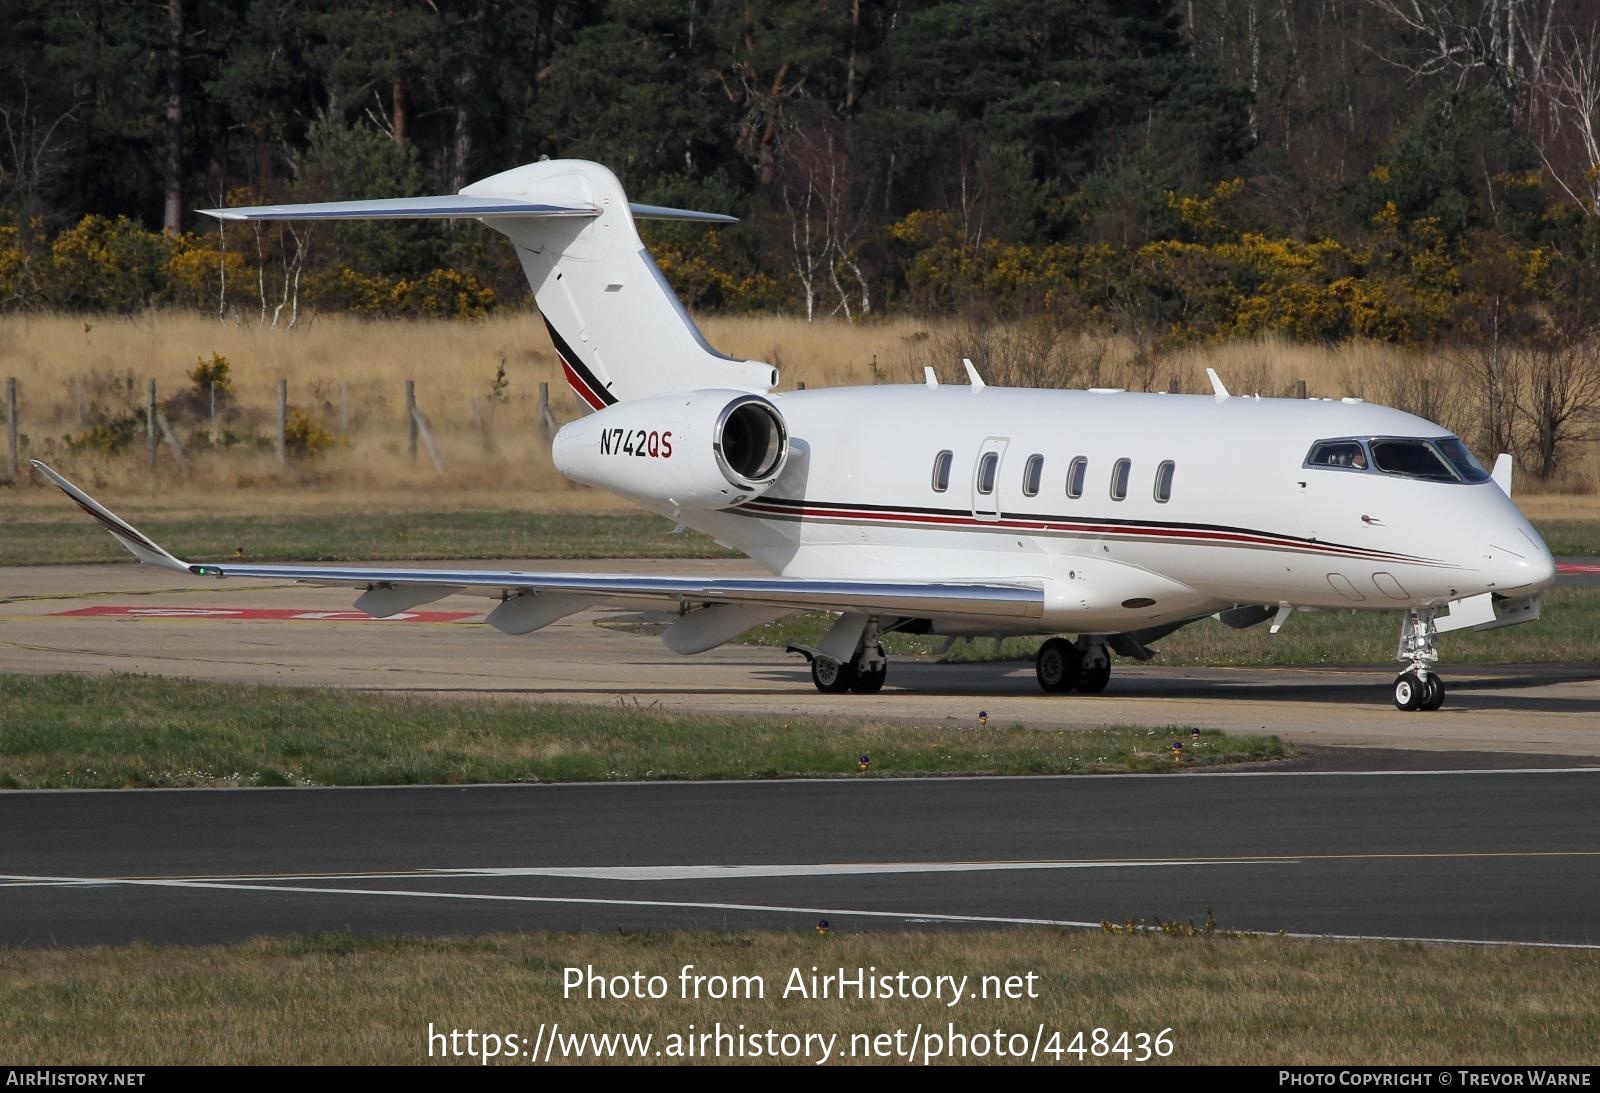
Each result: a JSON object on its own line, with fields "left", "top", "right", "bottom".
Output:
{"left": 971, "top": 437, "right": 1009, "bottom": 522}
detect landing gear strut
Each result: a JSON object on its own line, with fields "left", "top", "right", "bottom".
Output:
{"left": 794, "top": 615, "right": 888, "bottom": 695}
{"left": 1394, "top": 608, "right": 1447, "bottom": 712}
{"left": 1034, "top": 637, "right": 1111, "bottom": 694}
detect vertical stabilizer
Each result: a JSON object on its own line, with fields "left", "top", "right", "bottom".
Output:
{"left": 464, "top": 161, "right": 777, "bottom": 408}
{"left": 200, "top": 159, "right": 777, "bottom": 409}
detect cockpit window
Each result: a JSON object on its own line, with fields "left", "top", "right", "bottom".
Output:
{"left": 1307, "top": 435, "right": 1490, "bottom": 484}
{"left": 1433, "top": 437, "right": 1491, "bottom": 483}
{"left": 1306, "top": 440, "right": 1369, "bottom": 471}
{"left": 1370, "top": 439, "right": 1457, "bottom": 482}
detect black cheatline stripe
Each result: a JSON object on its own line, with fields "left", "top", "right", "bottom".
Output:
{"left": 748, "top": 493, "right": 1320, "bottom": 538}
{"left": 540, "top": 317, "right": 617, "bottom": 407}
{"left": 743, "top": 495, "right": 1424, "bottom": 560}
{"left": 70, "top": 496, "right": 161, "bottom": 554}
{"left": 734, "top": 496, "right": 1440, "bottom": 565}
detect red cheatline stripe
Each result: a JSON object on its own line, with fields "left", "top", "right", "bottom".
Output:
{"left": 51, "top": 606, "right": 478, "bottom": 623}
{"left": 736, "top": 500, "right": 1433, "bottom": 565}
{"left": 559, "top": 356, "right": 608, "bottom": 411}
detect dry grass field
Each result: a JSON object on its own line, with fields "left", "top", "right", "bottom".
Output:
{"left": 1, "top": 311, "right": 1596, "bottom": 518}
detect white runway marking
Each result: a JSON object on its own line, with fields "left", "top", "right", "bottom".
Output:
{"left": 2, "top": 870, "right": 1595, "bottom": 950}
{"left": 461, "top": 859, "right": 1291, "bottom": 881}
{"left": 0, "top": 857, "right": 1288, "bottom": 888}
{"left": 4, "top": 766, "right": 1598, "bottom": 795}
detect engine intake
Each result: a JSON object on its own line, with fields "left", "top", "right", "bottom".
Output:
{"left": 715, "top": 396, "right": 788, "bottom": 486}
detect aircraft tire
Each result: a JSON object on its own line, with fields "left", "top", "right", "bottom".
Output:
{"left": 1078, "top": 658, "right": 1111, "bottom": 693}
{"left": 1393, "top": 671, "right": 1425, "bottom": 711}
{"left": 1035, "top": 638, "right": 1081, "bottom": 693}
{"left": 811, "top": 656, "right": 857, "bottom": 694}
{"left": 849, "top": 659, "right": 887, "bottom": 694}
{"left": 1421, "top": 674, "right": 1446, "bottom": 711}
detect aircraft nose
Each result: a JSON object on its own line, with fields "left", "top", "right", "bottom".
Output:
{"left": 1483, "top": 527, "right": 1556, "bottom": 593}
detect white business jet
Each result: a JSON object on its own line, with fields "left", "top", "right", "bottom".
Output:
{"left": 33, "top": 159, "right": 1556, "bottom": 711}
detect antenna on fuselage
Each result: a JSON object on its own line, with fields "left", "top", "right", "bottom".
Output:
{"left": 1206, "top": 368, "right": 1231, "bottom": 402}
{"left": 924, "top": 367, "right": 939, "bottom": 388}
{"left": 962, "top": 358, "right": 987, "bottom": 390}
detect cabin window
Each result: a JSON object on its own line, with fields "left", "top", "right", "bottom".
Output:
{"left": 1306, "top": 439, "right": 1369, "bottom": 471}
{"left": 1154, "top": 460, "right": 1175, "bottom": 503}
{"left": 976, "top": 451, "right": 999, "bottom": 495}
{"left": 1110, "top": 458, "right": 1131, "bottom": 501}
{"left": 1371, "top": 439, "right": 1457, "bottom": 482}
{"left": 1022, "top": 454, "right": 1044, "bottom": 497}
{"left": 931, "top": 450, "right": 953, "bottom": 492}
{"left": 1066, "top": 457, "right": 1087, "bottom": 499}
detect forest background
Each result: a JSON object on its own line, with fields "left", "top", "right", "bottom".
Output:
{"left": 5, "top": 0, "right": 1600, "bottom": 492}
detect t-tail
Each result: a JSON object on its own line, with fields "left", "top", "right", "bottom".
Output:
{"left": 201, "top": 160, "right": 778, "bottom": 409}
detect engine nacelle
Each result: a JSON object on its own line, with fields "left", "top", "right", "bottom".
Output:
{"left": 552, "top": 390, "right": 789, "bottom": 509}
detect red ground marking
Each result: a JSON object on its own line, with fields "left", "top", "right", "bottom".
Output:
{"left": 51, "top": 606, "right": 479, "bottom": 623}
{"left": 1557, "top": 563, "right": 1600, "bottom": 574}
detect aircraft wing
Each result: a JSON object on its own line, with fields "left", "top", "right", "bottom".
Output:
{"left": 31, "top": 461, "right": 1041, "bottom": 652}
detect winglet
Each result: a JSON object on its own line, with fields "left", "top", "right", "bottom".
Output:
{"left": 1492, "top": 453, "right": 1514, "bottom": 496}
{"left": 29, "top": 461, "right": 190, "bottom": 572}
{"left": 1206, "top": 368, "right": 1230, "bottom": 402}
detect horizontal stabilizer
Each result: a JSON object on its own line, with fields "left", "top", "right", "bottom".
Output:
{"left": 628, "top": 203, "right": 738, "bottom": 224}
{"left": 199, "top": 196, "right": 737, "bottom": 225}
{"left": 199, "top": 195, "right": 600, "bottom": 221}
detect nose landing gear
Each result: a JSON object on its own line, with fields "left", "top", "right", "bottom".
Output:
{"left": 1395, "top": 608, "right": 1447, "bottom": 711}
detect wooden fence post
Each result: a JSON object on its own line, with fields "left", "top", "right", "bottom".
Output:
{"left": 473, "top": 396, "right": 493, "bottom": 452}
{"left": 1296, "top": 378, "right": 1307, "bottom": 399}
{"left": 5, "top": 378, "right": 17, "bottom": 482}
{"left": 406, "top": 380, "right": 418, "bottom": 462}
{"left": 1167, "top": 377, "right": 1179, "bottom": 394}
{"left": 276, "top": 379, "right": 288, "bottom": 468}
{"left": 147, "top": 379, "right": 157, "bottom": 473}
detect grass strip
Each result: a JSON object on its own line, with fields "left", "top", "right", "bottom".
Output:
{"left": 1, "top": 930, "right": 1594, "bottom": 1065}
{"left": 0, "top": 510, "right": 734, "bottom": 567}
{"left": 0, "top": 673, "right": 1288, "bottom": 789}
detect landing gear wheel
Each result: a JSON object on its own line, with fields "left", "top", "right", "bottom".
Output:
{"left": 1035, "top": 638, "right": 1082, "bottom": 693}
{"left": 1421, "top": 674, "right": 1446, "bottom": 711}
{"left": 1078, "top": 657, "right": 1111, "bottom": 694}
{"left": 811, "top": 656, "right": 856, "bottom": 694}
{"left": 849, "top": 660, "right": 887, "bottom": 694}
{"left": 1394, "top": 671, "right": 1425, "bottom": 711}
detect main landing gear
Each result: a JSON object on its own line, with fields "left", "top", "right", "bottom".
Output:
{"left": 1035, "top": 637, "right": 1110, "bottom": 694}
{"left": 807, "top": 647, "right": 887, "bottom": 694}
{"left": 1394, "top": 607, "right": 1446, "bottom": 712}
{"left": 791, "top": 614, "right": 888, "bottom": 695}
